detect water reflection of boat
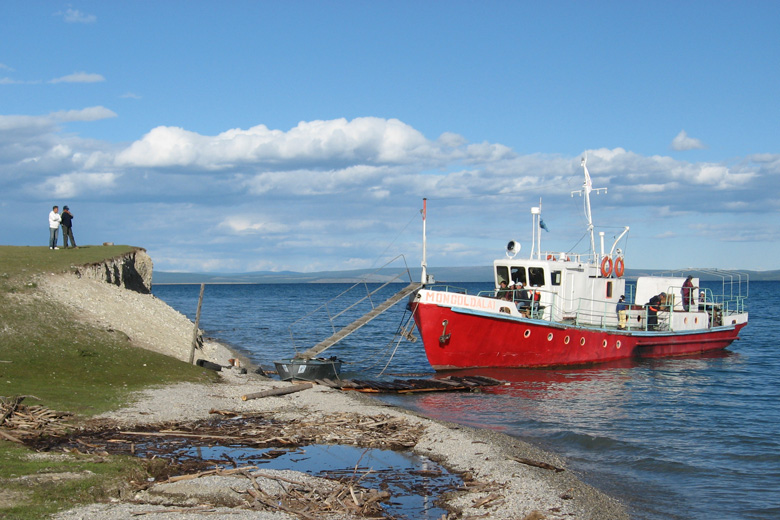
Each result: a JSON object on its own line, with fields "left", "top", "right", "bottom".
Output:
{"left": 410, "top": 157, "right": 749, "bottom": 370}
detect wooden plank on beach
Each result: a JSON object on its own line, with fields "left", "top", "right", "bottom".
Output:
{"left": 241, "top": 383, "right": 313, "bottom": 401}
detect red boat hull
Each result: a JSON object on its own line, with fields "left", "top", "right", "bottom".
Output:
{"left": 413, "top": 302, "right": 745, "bottom": 370}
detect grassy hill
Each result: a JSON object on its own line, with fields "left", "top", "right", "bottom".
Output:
{"left": 0, "top": 245, "right": 219, "bottom": 519}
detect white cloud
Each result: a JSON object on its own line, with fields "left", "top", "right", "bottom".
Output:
{"left": 37, "top": 172, "right": 119, "bottom": 198}
{"left": 218, "top": 216, "right": 291, "bottom": 234}
{"left": 115, "top": 118, "right": 438, "bottom": 169}
{"left": 0, "top": 63, "right": 13, "bottom": 71}
{"left": 0, "top": 107, "right": 116, "bottom": 134}
{"left": 49, "top": 72, "right": 106, "bottom": 84}
{"left": 52, "top": 106, "right": 117, "bottom": 122}
{"left": 120, "top": 92, "right": 142, "bottom": 99}
{"left": 0, "top": 77, "right": 40, "bottom": 85}
{"left": 57, "top": 8, "right": 97, "bottom": 24}
{"left": 671, "top": 130, "right": 706, "bottom": 151}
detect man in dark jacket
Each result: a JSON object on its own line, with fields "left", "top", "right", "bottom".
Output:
{"left": 646, "top": 292, "right": 666, "bottom": 330}
{"left": 61, "top": 205, "right": 77, "bottom": 249}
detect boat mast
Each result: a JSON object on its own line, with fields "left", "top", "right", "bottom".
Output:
{"left": 421, "top": 198, "right": 428, "bottom": 285}
{"left": 530, "top": 201, "right": 541, "bottom": 259}
{"left": 583, "top": 157, "right": 596, "bottom": 261}
{"left": 573, "top": 156, "right": 607, "bottom": 262}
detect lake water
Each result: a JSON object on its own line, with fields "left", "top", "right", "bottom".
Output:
{"left": 152, "top": 280, "right": 780, "bottom": 520}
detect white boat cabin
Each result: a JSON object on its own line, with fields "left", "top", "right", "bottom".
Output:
{"left": 492, "top": 254, "right": 626, "bottom": 328}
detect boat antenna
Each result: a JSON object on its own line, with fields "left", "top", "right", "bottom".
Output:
{"left": 572, "top": 155, "right": 607, "bottom": 262}
{"left": 421, "top": 198, "right": 428, "bottom": 285}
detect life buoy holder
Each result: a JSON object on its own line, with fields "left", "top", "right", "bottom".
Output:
{"left": 600, "top": 256, "right": 613, "bottom": 277}
{"left": 614, "top": 256, "right": 625, "bottom": 277}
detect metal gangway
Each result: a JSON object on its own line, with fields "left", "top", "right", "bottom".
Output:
{"left": 291, "top": 255, "right": 421, "bottom": 360}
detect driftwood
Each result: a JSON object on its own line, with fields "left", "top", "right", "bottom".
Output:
{"left": 0, "top": 395, "right": 71, "bottom": 439}
{"left": 316, "top": 375, "right": 505, "bottom": 394}
{"left": 510, "top": 456, "right": 565, "bottom": 472}
{"left": 241, "top": 383, "right": 313, "bottom": 401}
{"left": 166, "top": 465, "right": 259, "bottom": 483}
{"left": 131, "top": 506, "right": 218, "bottom": 516}
{"left": 159, "top": 463, "right": 393, "bottom": 518}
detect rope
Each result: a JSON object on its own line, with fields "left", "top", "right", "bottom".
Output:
{"left": 376, "top": 309, "right": 418, "bottom": 377}
{"left": 368, "top": 210, "right": 419, "bottom": 271}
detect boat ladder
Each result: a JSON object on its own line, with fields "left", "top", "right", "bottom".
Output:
{"left": 297, "top": 281, "right": 421, "bottom": 360}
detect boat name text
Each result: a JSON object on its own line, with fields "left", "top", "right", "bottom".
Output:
{"left": 422, "top": 291, "right": 498, "bottom": 311}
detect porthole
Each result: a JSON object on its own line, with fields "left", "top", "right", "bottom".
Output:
{"left": 616, "top": 340, "right": 622, "bottom": 349}
{"left": 602, "top": 339, "right": 608, "bottom": 348}
{"left": 684, "top": 317, "right": 688, "bottom": 324}
{"left": 547, "top": 333, "right": 554, "bottom": 341}
{"left": 580, "top": 337, "right": 586, "bottom": 346}
{"left": 524, "top": 329, "right": 531, "bottom": 338}
{"left": 695, "top": 317, "right": 699, "bottom": 324}
{"left": 564, "top": 336, "right": 570, "bottom": 345}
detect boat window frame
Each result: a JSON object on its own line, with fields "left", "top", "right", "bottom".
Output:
{"left": 551, "top": 270, "right": 562, "bottom": 286}
{"left": 510, "top": 266, "right": 527, "bottom": 286}
{"left": 495, "top": 265, "right": 510, "bottom": 286}
{"left": 528, "top": 267, "right": 545, "bottom": 287}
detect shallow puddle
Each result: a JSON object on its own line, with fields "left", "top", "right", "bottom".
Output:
{"left": 144, "top": 442, "right": 459, "bottom": 519}
{"left": 37, "top": 414, "right": 461, "bottom": 520}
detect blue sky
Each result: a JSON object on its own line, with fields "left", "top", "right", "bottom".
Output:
{"left": 2, "top": 1, "right": 779, "bottom": 273}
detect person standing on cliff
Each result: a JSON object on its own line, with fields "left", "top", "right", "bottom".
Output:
{"left": 60, "top": 205, "right": 77, "bottom": 249}
{"left": 61, "top": 205, "right": 77, "bottom": 248}
{"left": 48, "top": 205, "right": 61, "bottom": 249}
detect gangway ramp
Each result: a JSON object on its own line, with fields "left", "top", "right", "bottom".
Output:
{"left": 298, "top": 282, "right": 421, "bottom": 360}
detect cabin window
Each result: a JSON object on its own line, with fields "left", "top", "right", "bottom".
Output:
{"left": 528, "top": 267, "right": 545, "bottom": 287}
{"left": 551, "top": 270, "right": 562, "bottom": 286}
{"left": 511, "top": 266, "right": 527, "bottom": 285}
{"left": 606, "top": 281, "right": 613, "bottom": 298}
{"left": 495, "top": 265, "right": 510, "bottom": 286}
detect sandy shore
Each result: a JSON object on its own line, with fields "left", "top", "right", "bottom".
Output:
{"left": 39, "top": 273, "right": 627, "bottom": 520}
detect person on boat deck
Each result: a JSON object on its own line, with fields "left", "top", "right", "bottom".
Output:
{"left": 682, "top": 275, "right": 697, "bottom": 312}
{"left": 516, "top": 283, "right": 531, "bottom": 316}
{"left": 616, "top": 295, "right": 628, "bottom": 330}
{"left": 529, "top": 285, "right": 542, "bottom": 315}
{"left": 496, "top": 281, "right": 511, "bottom": 300}
{"left": 646, "top": 292, "right": 667, "bottom": 330}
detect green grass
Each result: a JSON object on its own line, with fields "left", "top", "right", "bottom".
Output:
{"left": 0, "top": 442, "right": 148, "bottom": 520}
{"left": 0, "top": 245, "right": 221, "bottom": 517}
{"left": 0, "top": 245, "right": 140, "bottom": 285}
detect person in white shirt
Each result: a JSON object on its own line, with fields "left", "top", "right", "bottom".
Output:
{"left": 48, "top": 205, "right": 61, "bottom": 249}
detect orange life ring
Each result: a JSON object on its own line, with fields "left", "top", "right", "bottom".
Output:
{"left": 600, "top": 256, "right": 613, "bottom": 277}
{"left": 614, "top": 256, "right": 625, "bottom": 277}
{"left": 547, "top": 254, "right": 554, "bottom": 260}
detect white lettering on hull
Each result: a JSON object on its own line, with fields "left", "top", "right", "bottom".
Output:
{"left": 421, "top": 290, "right": 500, "bottom": 312}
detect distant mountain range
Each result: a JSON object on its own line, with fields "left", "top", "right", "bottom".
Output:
{"left": 152, "top": 266, "right": 780, "bottom": 284}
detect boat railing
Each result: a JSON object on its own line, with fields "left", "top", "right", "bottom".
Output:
{"left": 428, "top": 284, "right": 469, "bottom": 294}
{"left": 540, "top": 252, "right": 584, "bottom": 263}
{"left": 654, "top": 268, "right": 749, "bottom": 315}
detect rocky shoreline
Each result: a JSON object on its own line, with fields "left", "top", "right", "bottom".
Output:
{"left": 38, "top": 273, "right": 627, "bottom": 520}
